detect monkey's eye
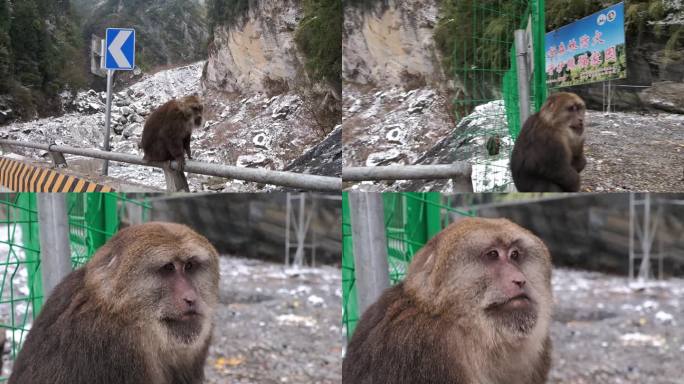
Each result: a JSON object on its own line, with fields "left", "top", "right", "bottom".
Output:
{"left": 185, "top": 261, "right": 194, "bottom": 272}
{"left": 161, "top": 263, "right": 175, "bottom": 273}
{"left": 485, "top": 250, "right": 498, "bottom": 261}
{"left": 510, "top": 250, "right": 520, "bottom": 261}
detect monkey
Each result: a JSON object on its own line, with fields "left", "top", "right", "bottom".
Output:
{"left": 343, "top": 217, "right": 553, "bottom": 384}
{"left": 139, "top": 95, "right": 204, "bottom": 172}
{"left": 9, "top": 222, "right": 219, "bottom": 384}
{"left": 510, "top": 92, "right": 586, "bottom": 192}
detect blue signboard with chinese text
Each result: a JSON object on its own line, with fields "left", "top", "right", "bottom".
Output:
{"left": 545, "top": 2, "right": 626, "bottom": 87}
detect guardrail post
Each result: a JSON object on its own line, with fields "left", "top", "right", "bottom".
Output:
{"left": 163, "top": 166, "right": 189, "bottom": 192}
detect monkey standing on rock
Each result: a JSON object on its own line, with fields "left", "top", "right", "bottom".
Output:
{"left": 9, "top": 222, "right": 219, "bottom": 384}
{"left": 343, "top": 217, "right": 553, "bottom": 384}
{"left": 511, "top": 92, "right": 587, "bottom": 192}
{"left": 140, "top": 95, "right": 204, "bottom": 172}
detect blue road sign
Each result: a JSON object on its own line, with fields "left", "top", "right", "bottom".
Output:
{"left": 105, "top": 28, "right": 135, "bottom": 70}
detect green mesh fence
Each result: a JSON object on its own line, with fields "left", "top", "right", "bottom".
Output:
{"left": 342, "top": 192, "right": 475, "bottom": 339}
{"left": 449, "top": 0, "right": 546, "bottom": 191}
{"left": 0, "top": 193, "right": 152, "bottom": 380}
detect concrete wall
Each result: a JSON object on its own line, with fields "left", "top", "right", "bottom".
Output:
{"left": 144, "top": 193, "right": 342, "bottom": 265}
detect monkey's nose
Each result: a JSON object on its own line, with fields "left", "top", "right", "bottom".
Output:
{"left": 184, "top": 297, "right": 196, "bottom": 308}
{"left": 513, "top": 279, "right": 526, "bottom": 288}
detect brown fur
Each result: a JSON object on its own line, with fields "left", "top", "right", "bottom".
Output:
{"left": 140, "top": 95, "right": 204, "bottom": 172}
{"left": 9, "top": 222, "right": 219, "bottom": 384}
{"left": 511, "top": 92, "right": 586, "bottom": 192}
{"left": 343, "top": 217, "right": 553, "bottom": 384}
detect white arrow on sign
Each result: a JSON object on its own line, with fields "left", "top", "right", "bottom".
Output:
{"left": 109, "top": 30, "right": 132, "bottom": 68}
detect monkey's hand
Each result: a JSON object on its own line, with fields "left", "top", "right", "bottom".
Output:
{"left": 572, "top": 155, "right": 586, "bottom": 173}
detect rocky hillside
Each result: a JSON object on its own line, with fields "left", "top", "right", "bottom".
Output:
{"left": 0, "top": 62, "right": 340, "bottom": 192}
{"left": 200, "top": 0, "right": 342, "bottom": 176}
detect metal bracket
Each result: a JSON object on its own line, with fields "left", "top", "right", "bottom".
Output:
{"left": 48, "top": 143, "right": 67, "bottom": 168}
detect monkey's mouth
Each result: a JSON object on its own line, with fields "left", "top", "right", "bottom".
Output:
{"left": 485, "top": 294, "right": 538, "bottom": 334}
{"left": 570, "top": 123, "right": 584, "bottom": 134}
{"left": 161, "top": 312, "right": 204, "bottom": 343}
{"left": 162, "top": 310, "right": 202, "bottom": 324}
{"left": 486, "top": 294, "right": 533, "bottom": 311}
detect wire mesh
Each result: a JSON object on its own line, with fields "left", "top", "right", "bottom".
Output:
{"left": 342, "top": 192, "right": 475, "bottom": 339}
{"left": 446, "top": 0, "right": 546, "bottom": 191}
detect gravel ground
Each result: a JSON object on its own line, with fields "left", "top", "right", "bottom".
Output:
{"left": 551, "top": 268, "right": 684, "bottom": 384}
{"left": 207, "top": 257, "right": 342, "bottom": 384}
{"left": 581, "top": 111, "right": 684, "bottom": 192}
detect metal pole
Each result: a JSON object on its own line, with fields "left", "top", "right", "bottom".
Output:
{"left": 102, "top": 69, "right": 113, "bottom": 176}
{"left": 294, "top": 193, "right": 306, "bottom": 266}
{"left": 607, "top": 80, "right": 612, "bottom": 113}
{"left": 0, "top": 140, "right": 341, "bottom": 191}
{"left": 285, "top": 193, "right": 291, "bottom": 266}
{"left": 348, "top": 192, "right": 390, "bottom": 315}
{"left": 37, "top": 193, "right": 72, "bottom": 298}
{"left": 343, "top": 163, "right": 472, "bottom": 182}
{"left": 515, "top": 29, "right": 531, "bottom": 126}
{"left": 639, "top": 193, "right": 651, "bottom": 280}
{"left": 628, "top": 192, "right": 635, "bottom": 281}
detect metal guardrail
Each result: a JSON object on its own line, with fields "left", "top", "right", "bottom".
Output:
{"left": 0, "top": 139, "right": 341, "bottom": 192}
{"left": 342, "top": 163, "right": 474, "bottom": 192}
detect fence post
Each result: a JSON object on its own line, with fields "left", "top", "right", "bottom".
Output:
{"left": 348, "top": 192, "right": 390, "bottom": 315}
{"left": 37, "top": 193, "right": 72, "bottom": 298}
{"left": 515, "top": 29, "right": 532, "bottom": 126}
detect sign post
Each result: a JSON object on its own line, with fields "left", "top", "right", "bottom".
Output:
{"left": 102, "top": 28, "right": 135, "bottom": 176}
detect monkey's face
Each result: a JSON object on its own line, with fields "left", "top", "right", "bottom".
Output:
{"left": 181, "top": 95, "right": 204, "bottom": 127}
{"left": 86, "top": 222, "right": 220, "bottom": 345}
{"left": 543, "top": 92, "right": 586, "bottom": 135}
{"left": 405, "top": 218, "right": 552, "bottom": 337}
{"left": 154, "top": 253, "right": 218, "bottom": 344}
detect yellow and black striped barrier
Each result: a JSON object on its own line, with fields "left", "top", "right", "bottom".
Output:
{"left": 0, "top": 157, "right": 114, "bottom": 192}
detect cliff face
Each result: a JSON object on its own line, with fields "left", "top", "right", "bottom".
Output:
{"left": 202, "top": 1, "right": 304, "bottom": 95}
{"left": 343, "top": 0, "right": 446, "bottom": 89}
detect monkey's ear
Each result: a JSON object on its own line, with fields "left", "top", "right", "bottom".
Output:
{"left": 85, "top": 244, "right": 120, "bottom": 297}
{"left": 404, "top": 243, "right": 440, "bottom": 303}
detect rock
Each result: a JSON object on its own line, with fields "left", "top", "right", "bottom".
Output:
{"left": 252, "top": 133, "right": 271, "bottom": 149}
{"left": 365, "top": 149, "right": 406, "bottom": 166}
{"left": 385, "top": 125, "right": 406, "bottom": 144}
{"left": 272, "top": 106, "right": 290, "bottom": 120}
{"left": 0, "top": 107, "right": 14, "bottom": 124}
{"left": 115, "top": 98, "right": 131, "bottom": 107}
{"left": 407, "top": 93, "right": 434, "bottom": 114}
{"left": 122, "top": 123, "right": 143, "bottom": 139}
{"left": 638, "top": 81, "right": 684, "bottom": 113}
{"left": 236, "top": 153, "right": 274, "bottom": 168}
{"left": 120, "top": 106, "right": 133, "bottom": 116}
